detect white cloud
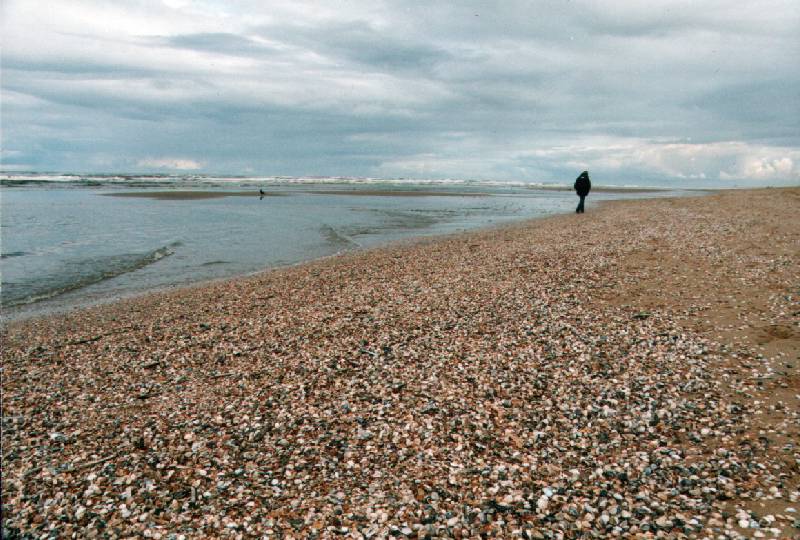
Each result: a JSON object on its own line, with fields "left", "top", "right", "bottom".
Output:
{"left": 727, "top": 156, "right": 797, "bottom": 181}
{"left": 532, "top": 138, "right": 800, "bottom": 183}
{"left": 367, "top": 134, "right": 800, "bottom": 185}
{"left": 138, "top": 157, "right": 204, "bottom": 170}
{"left": 375, "top": 154, "right": 508, "bottom": 179}
{"left": 634, "top": 142, "right": 800, "bottom": 182}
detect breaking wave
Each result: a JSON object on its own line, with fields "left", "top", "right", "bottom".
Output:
{"left": 0, "top": 172, "right": 674, "bottom": 191}
{"left": 320, "top": 225, "right": 359, "bottom": 249}
{"left": 1, "top": 243, "right": 180, "bottom": 307}
{"left": 0, "top": 172, "right": 559, "bottom": 189}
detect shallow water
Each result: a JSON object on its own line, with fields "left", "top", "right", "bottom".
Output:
{"left": 1, "top": 178, "right": 691, "bottom": 320}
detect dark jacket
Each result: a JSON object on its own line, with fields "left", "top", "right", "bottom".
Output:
{"left": 574, "top": 171, "right": 591, "bottom": 197}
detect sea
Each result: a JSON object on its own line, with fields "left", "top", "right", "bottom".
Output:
{"left": 0, "top": 173, "right": 696, "bottom": 321}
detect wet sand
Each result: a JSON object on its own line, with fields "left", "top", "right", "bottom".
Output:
{"left": 102, "top": 191, "right": 284, "bottom": 200}
{"left": 524, "top": 185, "right": 676, "bottom": 194}
{"left": 308, "top": 190, "right": 488, "bottom": 197}
{"left": 2, "top": 188, "right": 799, "bottom": 538}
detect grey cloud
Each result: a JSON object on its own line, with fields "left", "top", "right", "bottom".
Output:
{"left": 255, "top": 20, "right": 451, "bottom": 72}
{"left": 2, "top": 78, "right": 429, "bottom": 175}
{"left": 691, "top": 80, "right": 800, "bottom": 133}
{"left": 1, "top": 56, "right": 162, "bottom": 79}
{"left": 2, "top": 72, "right": 211, "bottom": 123}
{"left": 2, "top": 1, "right": 799, "bottom": 184}
{"left": 163, "top": 32, "right": 280, "bottom": 58}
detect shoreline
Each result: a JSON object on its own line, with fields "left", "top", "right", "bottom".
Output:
{"left": 3, "top": 188, "right": 798, "bottom": 537}
{"left": 2, "top": 190, "right": 697, "bottom": 325}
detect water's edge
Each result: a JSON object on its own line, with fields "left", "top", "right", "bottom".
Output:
{"left": 1, "top": 190, "right": 711, "bottom": 325}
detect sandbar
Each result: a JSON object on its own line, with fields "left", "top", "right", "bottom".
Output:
{"left": 101, "top": 190, "right": 283, "bottom": 200}
{"left": 309, "top": 189, "right": 488, "bottom": 197}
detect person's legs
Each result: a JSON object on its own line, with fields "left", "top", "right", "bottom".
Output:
{"left": 577, "top": 195, "right": 586, "bottom": 213}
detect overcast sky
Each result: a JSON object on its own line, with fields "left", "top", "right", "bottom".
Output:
{"left": 2, "top": 0, "right": 799, "bottom": 186}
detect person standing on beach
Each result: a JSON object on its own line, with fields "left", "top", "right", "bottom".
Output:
{"left": 574, "top": 170, "right": 591, "bottom": 213}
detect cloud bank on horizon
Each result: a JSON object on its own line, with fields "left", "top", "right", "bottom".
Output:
{"left": 1, "top": 0, "right": 798, "bottom": 186}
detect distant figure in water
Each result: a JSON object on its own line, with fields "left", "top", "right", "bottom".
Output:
{"left": 574, "top": 170, "right": 591, "bottom": 213}
{"left": 259, "top": 188, "right": 265, "bottom": 200}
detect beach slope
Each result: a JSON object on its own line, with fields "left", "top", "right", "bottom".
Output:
{"left": 3, "top": 188, "right": 798, "bottom": 538}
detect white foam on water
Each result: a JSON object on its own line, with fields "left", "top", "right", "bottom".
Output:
{"left": 0, "top": 172, "right": 670, "bottom": 191}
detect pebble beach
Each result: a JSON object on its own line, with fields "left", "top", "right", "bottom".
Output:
{"left": 2, "top": 188, "right": 799, "bottom": 539}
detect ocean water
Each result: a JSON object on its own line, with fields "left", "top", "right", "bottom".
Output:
{"left": 1, "top": 174, "right": 692, "bottom": 320}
